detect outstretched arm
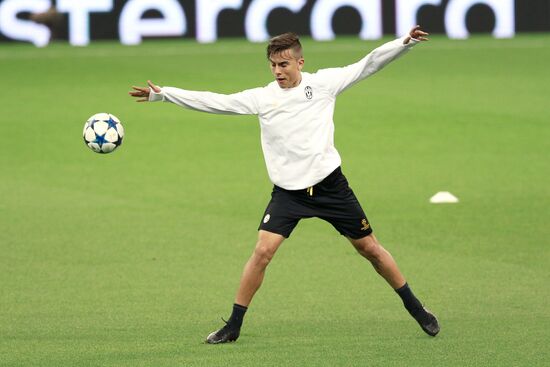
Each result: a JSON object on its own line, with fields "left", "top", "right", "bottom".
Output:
{"left": 318, "top": 26, "right": 429, "bottom": 96}
{"left": 129, "top": 80, "right": 260, "bottom": 115}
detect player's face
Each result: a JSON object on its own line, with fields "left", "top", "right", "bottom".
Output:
{"left": 269, "top": 49, "right": 304, "bottom": 89}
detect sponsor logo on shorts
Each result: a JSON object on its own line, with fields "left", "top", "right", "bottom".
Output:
{"left": 263, "top": 214, "right": 271, "bottom": 223}
{"left": 361, "top": 219, "right": 370, "bottom": 231}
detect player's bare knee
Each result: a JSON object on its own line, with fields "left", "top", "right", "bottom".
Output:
{"left": 366, "top": 246, "right": 384, "bottom": 263}
{"left": 253, "top": 241, "right": 276, "bottom": 266}
{"left": 353, "top": 237, "right": 382, "bottom": 262}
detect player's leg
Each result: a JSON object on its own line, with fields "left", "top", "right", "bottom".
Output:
{"left": 205, "top": 230, "right": 285, "bottom": 344}
{"left": 206, "top": 186, "right": 303, "bottom": 344}
{"left": 206, "top": 231, "right": 285, "bottom": 344}
{"left": 347, "top": 233, "right": 405, "bottom": 289}
{"left": 235, "top": 230, "right": 286, "bottom": 306}
{"left": 348, "top": 234, "right": 440, "bottom": 336}
{"left": 313, "top": 166, "right": 440, "bottom": 337}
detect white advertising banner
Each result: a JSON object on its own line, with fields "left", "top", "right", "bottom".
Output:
{"left": 0, "top": 0, "right": 518, "bottom": 47}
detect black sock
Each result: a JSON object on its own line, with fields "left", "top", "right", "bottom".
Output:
{"left": 395, "top": 282, "right": 423, "bottom": 317}
{"left": 227, "top": 303, "right": 248, "bottom": 330}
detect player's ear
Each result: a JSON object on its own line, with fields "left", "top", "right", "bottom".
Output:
{"left": 298, "top": 57, "right": 304, "bottom": 70}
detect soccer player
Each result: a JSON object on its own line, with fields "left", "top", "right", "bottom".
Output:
{"left": 130, "top": 25, "right": 439, "bottom": 344}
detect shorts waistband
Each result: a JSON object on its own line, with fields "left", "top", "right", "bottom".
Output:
{"left": 274, "top": 167, "right": 342, "bottom": 196}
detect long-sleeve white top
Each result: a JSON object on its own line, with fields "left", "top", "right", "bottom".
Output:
{"left": 149, "top": 36, "right": 418, "bottom": 190}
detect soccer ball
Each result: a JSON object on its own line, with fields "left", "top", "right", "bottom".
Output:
{"left": 83, "top": 113, "right": 124, "bottom": 154}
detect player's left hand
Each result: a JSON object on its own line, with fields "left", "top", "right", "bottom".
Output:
{"left": 129, "top": 80, "right": 161, "bottom": 102}
{"left": 404, "top": 25, "right": 429, "bottom": 44}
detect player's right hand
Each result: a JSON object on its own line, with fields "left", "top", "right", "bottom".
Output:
{"left": 129, "top": 80, "right": 161, "bottom": 102}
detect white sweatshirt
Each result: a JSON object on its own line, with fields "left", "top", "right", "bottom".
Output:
{"left": 149, "top": 36, "right": 418, "bottom": 190}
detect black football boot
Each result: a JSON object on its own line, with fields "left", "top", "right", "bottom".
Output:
{"left": 205, "top": 319, "right": 240, "bottom": 344}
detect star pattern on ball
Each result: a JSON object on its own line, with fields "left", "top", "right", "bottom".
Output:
{"left": 106, "top": 117, "right": 118, "bottom": 130}
{"left": 95, "top": 133, "right": 107, "bottom": 145}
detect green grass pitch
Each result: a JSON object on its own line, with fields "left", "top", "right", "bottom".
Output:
{"left": 1, "top": 34, "right": 549, "bottom": 366}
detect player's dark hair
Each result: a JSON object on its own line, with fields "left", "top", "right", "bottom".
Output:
{"left": 266, "top": 32, "right": 303, "bottom": 60}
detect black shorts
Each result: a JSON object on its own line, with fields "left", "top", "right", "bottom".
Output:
{"left": 258, "top": 167, "right": 373, "bottom": 239}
